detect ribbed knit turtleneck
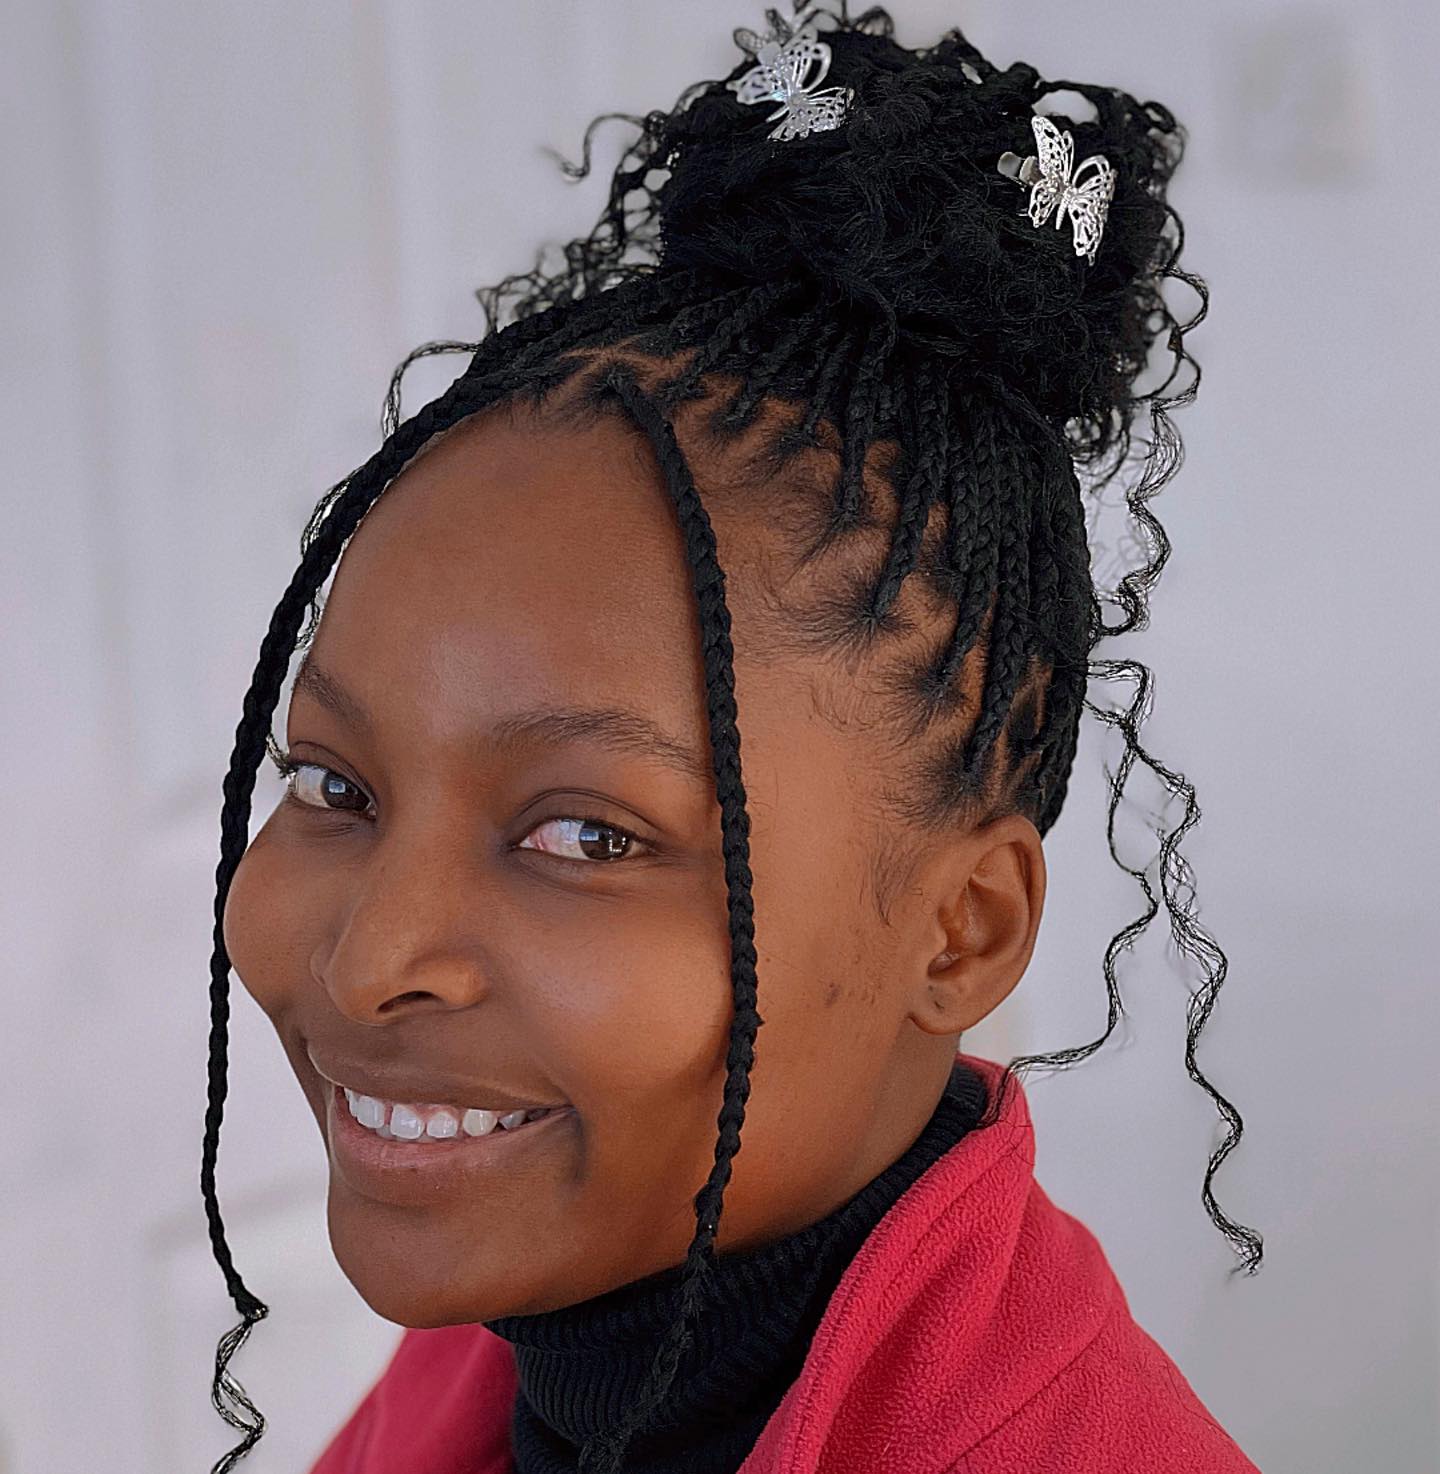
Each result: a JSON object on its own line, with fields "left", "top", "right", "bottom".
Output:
{"left": 481, "top": 1059, "right": 989, "bottom": 1474}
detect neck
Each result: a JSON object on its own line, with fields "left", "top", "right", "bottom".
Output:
{"left": 482, "top": 1058, "right": 988, "bottom": 1474}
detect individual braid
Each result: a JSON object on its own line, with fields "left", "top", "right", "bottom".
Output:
{"left": 941, "top": 389, "right": 1009, "bottom": 695}
{"left": 1004, "top": 433, "right": 1079, "bottom": 796}
{"left": 836, "top": 317, "right": 898, "bottom": 527}
{"left": 868, "top": 353, "right": 948, "bottom": 624}
{"left": 1029, "top": 433, "right": 1096, "bottom": 835}
{"left": 963, "top": 427, "right": 1037, "bottom": 781}
{"left": 561, "top": 359, "right": 767, "bottom": 1473}
{"left": 201, "top": 340, "right": 638, "bottom": 1471}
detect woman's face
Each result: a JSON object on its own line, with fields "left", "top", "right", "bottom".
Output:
{"left": 222, "top": 389, "right": 1044, "bottom": 1325}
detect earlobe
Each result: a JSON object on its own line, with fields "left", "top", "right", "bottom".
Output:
{"left": 914, "top": 939, "right": 986, "bottom": 1036}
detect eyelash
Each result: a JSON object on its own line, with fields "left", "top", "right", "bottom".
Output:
{"left": 269, "top": 754, "right": 649, "bottom": 866}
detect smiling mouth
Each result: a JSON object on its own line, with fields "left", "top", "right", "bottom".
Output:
{"left": 325, "top": 1083, "right": 577, "bottom": 1203}
{"left": 338, "top": 1086, "right": 563, "bottom": 1141}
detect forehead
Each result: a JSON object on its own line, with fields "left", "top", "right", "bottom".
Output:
{"left": 313, "top": 401, "right": 710, "bottom": 721}
{"left": 350, "top": 400, "right": 694, "bottom": 625}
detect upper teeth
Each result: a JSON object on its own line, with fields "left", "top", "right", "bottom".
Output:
{"left": 343, "top": 1088, "right": 552, "bottom": 1140}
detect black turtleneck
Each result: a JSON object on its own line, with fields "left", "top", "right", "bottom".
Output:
{"left": 481, "top": 1059, "right": 989, "bottom": 1474}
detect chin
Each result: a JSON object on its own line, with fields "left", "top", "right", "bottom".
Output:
{"left": 333, "top": 1242, "right": 493, "bottom": 1327}
{"left": 324, "top": 1197, "right": 529, "bottom": 1326}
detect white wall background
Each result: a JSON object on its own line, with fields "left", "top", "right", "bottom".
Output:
{"left": 3, "top": 1, "right": 1436, "bottom": 1471}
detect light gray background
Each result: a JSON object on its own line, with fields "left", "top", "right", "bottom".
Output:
{"left": 3, "top": 1, "right": 1436, "bottom": 1471}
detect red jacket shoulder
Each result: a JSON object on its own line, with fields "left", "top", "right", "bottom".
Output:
{"left": 952, "top": 1296, "right": 1261, "bottom": 1473}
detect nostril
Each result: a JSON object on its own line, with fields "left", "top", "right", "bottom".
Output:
{"left": 379, "top": 990, "right": 438, "bottom": 1011}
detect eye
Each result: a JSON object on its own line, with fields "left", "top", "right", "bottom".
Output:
{"left": 517, "top": 816, "right": 647, "bottom": 865}
{"left": 278, "top": 759, "right": 374, "bottom": 816}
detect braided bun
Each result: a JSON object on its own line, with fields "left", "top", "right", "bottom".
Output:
{"left": 637, "top": 14, "right": 1197, "bottom": 461}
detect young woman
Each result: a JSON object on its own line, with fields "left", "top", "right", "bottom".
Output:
{"left": 203, "top": 5, "right": 1264, "bottom": 1470}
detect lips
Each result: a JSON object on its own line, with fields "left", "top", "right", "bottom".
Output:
{"left": 326, "top": 1082, "right": 577, "bottom": 1206}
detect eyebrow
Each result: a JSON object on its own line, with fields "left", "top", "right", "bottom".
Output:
{"left": 289, "top": 655, "right": 714, "bottom": 787}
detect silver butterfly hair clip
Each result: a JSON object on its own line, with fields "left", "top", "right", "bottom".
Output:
{"left": 997, "top": 113, "right": 1117, "bottom": 264}
{"left": 727, "top": 4, "right": 855, "bottom": 142}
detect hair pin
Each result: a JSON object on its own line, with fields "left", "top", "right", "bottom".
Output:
{"left": 997, "top": 114, "right": 1116, "bottom": 264}
{"left": 728, "top": 4, "right": 855, "bottom": 142}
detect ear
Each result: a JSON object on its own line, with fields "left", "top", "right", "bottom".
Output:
{"left": 905, "top": 814, "right": 1047, "bottom": 1037}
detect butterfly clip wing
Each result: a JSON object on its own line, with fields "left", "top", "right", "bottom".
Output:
{"left": 732, "top": 5, "right": 821, "bottom": 60}
{"left": 728, "top": 6, "right": 854, "bottom": 141}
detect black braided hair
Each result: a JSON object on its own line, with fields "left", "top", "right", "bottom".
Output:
{"left": 201, "top": 6, "right": 1262, "bottom": 1470}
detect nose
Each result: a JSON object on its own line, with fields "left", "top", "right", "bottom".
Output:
{"left": 311, "top": 831, "right": 491, "bottom": 1022}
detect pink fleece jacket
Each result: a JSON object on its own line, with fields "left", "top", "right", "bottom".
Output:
{"left": 309, "top": 1051, "right": 1260, "bottom": 1473}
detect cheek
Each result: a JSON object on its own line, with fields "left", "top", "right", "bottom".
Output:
{"left": 532, "top": 896, "right": 738, "bottom": 1118}
{"left": 222, "top": 821, "right": 321, "bottom": 1021}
